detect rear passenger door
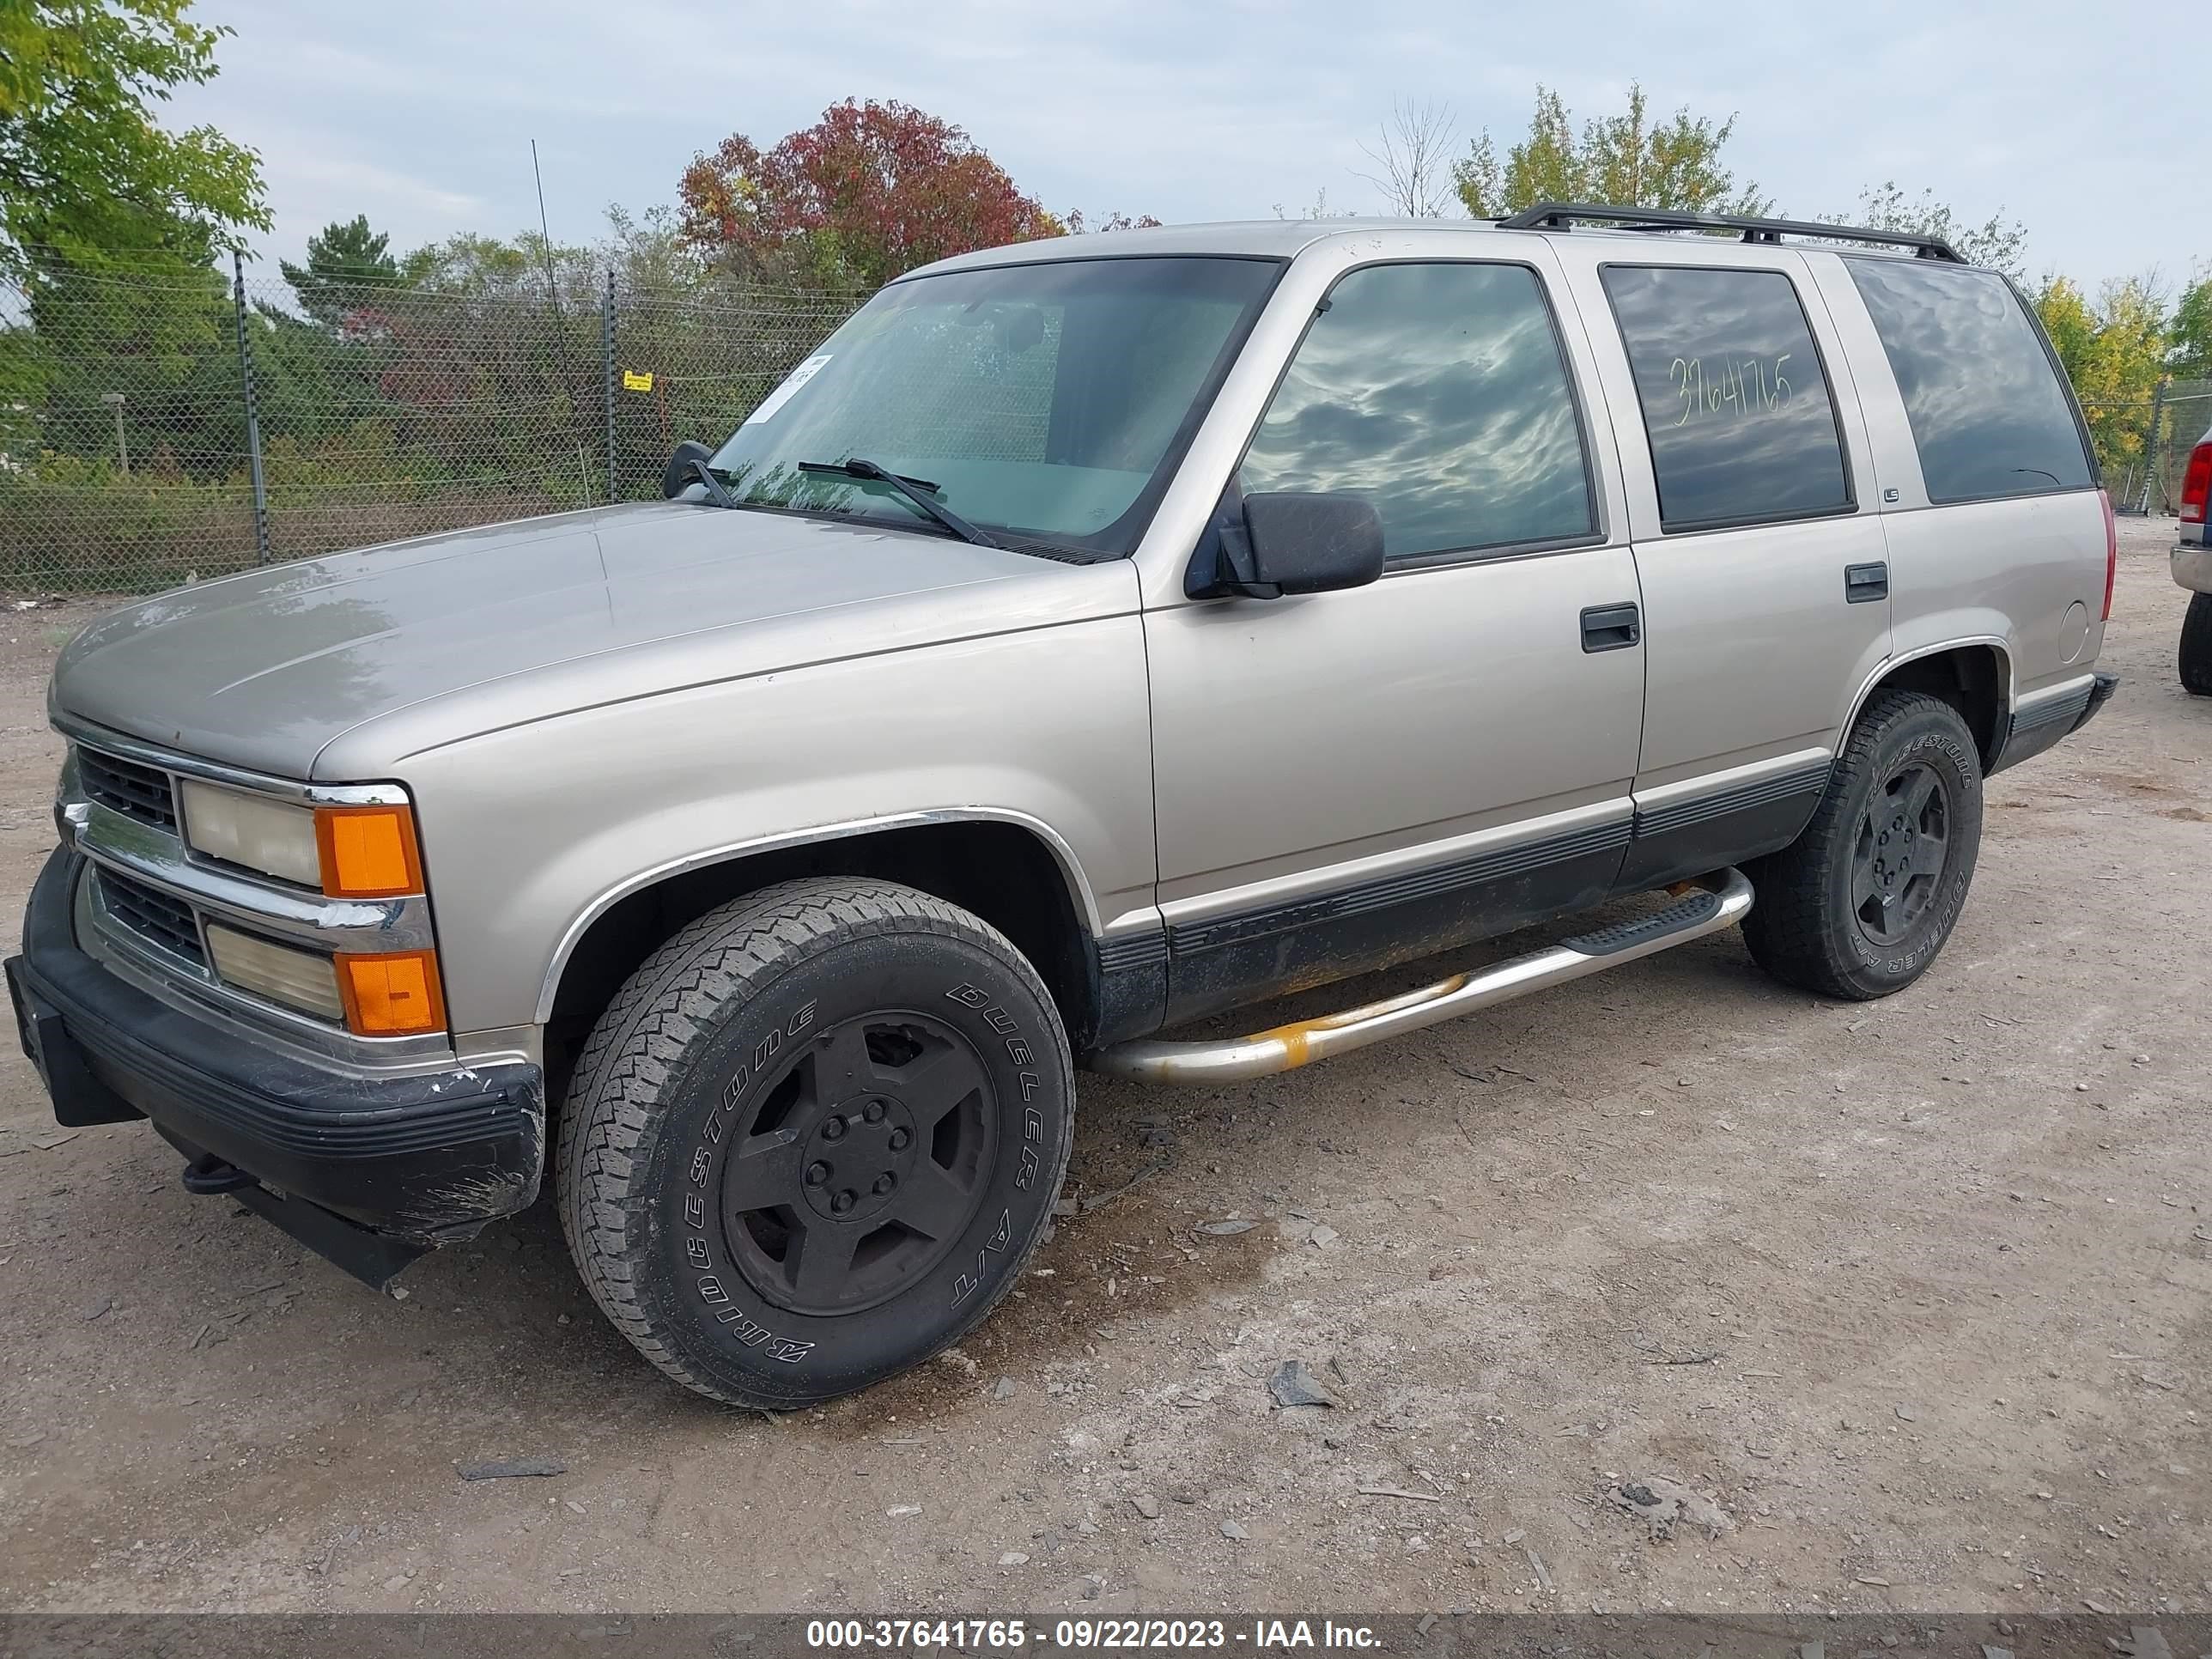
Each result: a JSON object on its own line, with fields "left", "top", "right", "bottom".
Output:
{"left": 1560, "top": 250, "right": 1895, "bottom": 889}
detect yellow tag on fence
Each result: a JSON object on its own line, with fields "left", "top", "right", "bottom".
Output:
{"left": 622, "top": 370, "right": 653, "bottom": 392}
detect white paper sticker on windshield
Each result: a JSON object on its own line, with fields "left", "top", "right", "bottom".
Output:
{"left": 743, "top": 354, "right": 832, "bottom": 425}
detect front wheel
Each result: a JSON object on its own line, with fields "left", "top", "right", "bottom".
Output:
{"left": 1742, "top": 690, "right": 1984, "bottom": 1000}
{"left": 2181, "top": 592, "right": 2212, "bottom": 696}
{"left": 557, "top": 878, "right": 1074, "bottom": 1407}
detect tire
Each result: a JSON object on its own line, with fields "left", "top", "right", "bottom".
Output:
{"left": 557, "top": 877, "right": 1074, "bottom": 1408}
{"left": 1741, "top": 690, "right": 1984, "bottom": 1001}
{"left": 2182, "top": 592, "right": 2212, "bottom": 696}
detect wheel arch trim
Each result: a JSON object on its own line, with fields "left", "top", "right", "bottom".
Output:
{"left": 1840, "top": 636, "right": 2015, "bottom": 748}
{"left": 532, "top": 807, "right": 1104, "bottom": 1024}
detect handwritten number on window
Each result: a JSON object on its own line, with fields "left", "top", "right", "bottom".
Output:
{"left": 1668, "top": 355, "right": 1792, "bottom": 426}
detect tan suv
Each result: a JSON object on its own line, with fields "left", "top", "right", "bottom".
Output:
{"left": 9, "top": 204, "right": 2118, "bottom": 1407}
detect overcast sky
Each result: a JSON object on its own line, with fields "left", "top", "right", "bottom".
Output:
{"left": 171, "top": 0, "right": 2198, "bottom": 294}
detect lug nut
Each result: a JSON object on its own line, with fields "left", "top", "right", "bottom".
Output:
{"left": 863, "top": 1099, "right": 886, "bottom": 1124}
{"left": 887, "top": 1127, "right": 910, "bottom": 1152}
{"left": 873, "top": 1172, "right": 896, "bottom": 1194}
{"left": 821, "top": 1116, "right": 846, "bottom": 1142}
{"left": 805, "top": 1161, "right": 829, "bottom": 1187}
{"left": 833, "top": 1189, "right": 856, "bottom": 1214}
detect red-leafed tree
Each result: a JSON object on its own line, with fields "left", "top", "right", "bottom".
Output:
{"left": 678, "top": 100, "right": 1063, "bottom": 289}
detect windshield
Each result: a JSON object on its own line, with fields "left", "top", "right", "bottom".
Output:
{"left": 707, "top": 256, "right": 1282, "bottom": 556}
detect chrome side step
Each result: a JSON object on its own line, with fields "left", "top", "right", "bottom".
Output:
{"left": 1088, "top": 867, "right": 1754, "bottom": 1085}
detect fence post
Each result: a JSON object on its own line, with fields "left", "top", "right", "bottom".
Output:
{"left": 231, "top": 249, "right": 272, "bottom": 563}
{"left": 2136, "top": 376, "right": 2169, "bottom": 516}
{"left": 603, "top": 269, "right": 618, "bottom": 505}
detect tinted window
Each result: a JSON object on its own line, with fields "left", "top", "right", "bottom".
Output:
{"left": 1844, "top": 258, "right": 2094, "bottom": 503}
{"left": 1602, "top": 265, "right": 1852, "bottom": 529}
{"left": 1237, "top": 262, "right": 1594, "bottom": 561}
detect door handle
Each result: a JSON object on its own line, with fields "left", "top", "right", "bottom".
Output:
{"left": 1845, "top": 562, "right": 1889, "bottom": 604}
{"left": 1580, "top": 602, "right": 1641, "bottom": 653}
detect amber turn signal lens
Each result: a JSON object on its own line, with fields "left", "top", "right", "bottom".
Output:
{"left": 314, "top": 805, "right": 423, "bottom": 898}
{"left": 336, "top": 950, "right": 447, "bottom": 1036}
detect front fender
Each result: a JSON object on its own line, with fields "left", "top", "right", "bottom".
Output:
{"left": 399, "top": 617, "right": 1156, "bottom": 1036}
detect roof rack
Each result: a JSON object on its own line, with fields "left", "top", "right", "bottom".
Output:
{"left": 1496, "top": 202, "right": 1965, "bottom": 264}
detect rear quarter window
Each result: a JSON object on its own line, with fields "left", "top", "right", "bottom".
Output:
{"left": 1843, "top": 258, "right": 2094, "bottom": 504}
{"left": 1601, "top": 264, "right": 1854, "bottom": 532}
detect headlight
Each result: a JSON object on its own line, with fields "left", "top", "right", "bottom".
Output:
{"left": 179, "top": 780, "right": 321, "bottom": 888}
{"left": 180, "top": 781, "right": 423, "bottom": 899}
{"left": 206, "top": 923, "right": 345, "bottom": 1021}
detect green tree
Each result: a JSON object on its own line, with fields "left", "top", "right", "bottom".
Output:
{"left": 16, "top": 247, "right": 242, "bottom": 477}
{"left": 1454, "top": 84, "right": 1768, "bottom": 218}
{"left": 2167, "top": 270, "right": 2211, "bottom": 380}
{"left": 2035, "top": 274, "right": 2168, "bottom": 475}
{"left": 1836, "top": 183, "right": 2027, "bottom": 278}
{"left": 280, "top": 216, "right": 407, "bottom": 325}
{"left": 0, "top": 0, "right": 266, "bottom": 270}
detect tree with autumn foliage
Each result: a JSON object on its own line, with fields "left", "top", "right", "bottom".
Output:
{"left": 2035, "top": 274, "right": 2169, "bottom": 477}
{"left": 678, "top": 100, "right": 1064, "bottom": 289}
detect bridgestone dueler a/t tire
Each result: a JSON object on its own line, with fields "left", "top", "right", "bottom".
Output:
{"left": 2182, "top": 592, "right": 2212, "bottom": 696}
{"left": 557, "top": 878, "right": 1074, "bottom": 1408}
{"left": 1741, "top": 690, "right": 1984, "bottom": 1001}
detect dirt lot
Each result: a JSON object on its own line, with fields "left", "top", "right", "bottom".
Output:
{"left": 0, "top": 519, "right": 2205, "bottom": 1619}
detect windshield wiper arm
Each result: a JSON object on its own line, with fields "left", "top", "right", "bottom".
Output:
{"left": 796, "top": 457, "right": 1000, "bottom": 549}
{"left": 689, "top": 458, "right": 739, "bottom": 509}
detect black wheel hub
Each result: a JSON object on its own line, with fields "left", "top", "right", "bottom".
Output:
{"left": 1850, "top": 761, "right": 1950, "bottom": 947}
{"left": 712, "top": 1011, "right": 994, "bottom": 1317}
{"left": 799, "top": 1095, "right": 918, "bottom": 1227}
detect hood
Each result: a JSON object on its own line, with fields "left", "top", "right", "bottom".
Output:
{"left": 53, "top": 502, "right": 1135, "bottom": 780}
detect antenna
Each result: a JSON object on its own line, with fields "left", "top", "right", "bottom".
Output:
{"left": 530, "top": 139, "right": 592, "bottom": 505}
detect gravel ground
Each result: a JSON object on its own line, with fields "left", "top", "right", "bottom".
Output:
{"left": 0, "top": 517, "right": 2204, "bottom": 1619}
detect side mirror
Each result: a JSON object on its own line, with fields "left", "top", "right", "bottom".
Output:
{"left": 662, "top": 440, "right": 715, "bottom": 500}
{"left": 1240, "top": 492, "right": 1385, "bottom": 595}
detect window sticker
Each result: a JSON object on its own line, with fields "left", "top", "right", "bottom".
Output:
{"left": 742, "top": 355, "right": 833, "bottom": 425}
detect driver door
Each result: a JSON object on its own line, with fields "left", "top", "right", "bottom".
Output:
{"left": 1143, "top": 253, "right": 1647, "bottom": 1023}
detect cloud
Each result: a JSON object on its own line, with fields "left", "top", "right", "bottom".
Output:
{"left": 164, "top": 0, "right": 2194, "bottom": 289}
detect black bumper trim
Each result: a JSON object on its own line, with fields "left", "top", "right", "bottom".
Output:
{"left": 1987, "top": 672, "right": 2118, "bottom": 775}
{"left": 6, "top": 849, "right": 544, "bottom": 1267}
{"left": 2071, "top": 670, "right": 2120, "bottom": 733}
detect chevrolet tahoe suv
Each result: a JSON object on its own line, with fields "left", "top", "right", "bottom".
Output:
{"left": 8, "top": 205, "right": 2119, "bottom": 1407}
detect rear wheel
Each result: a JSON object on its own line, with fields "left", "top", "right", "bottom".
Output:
{"left": 1742, "top": 690, "right": 1984, "bottom": 1000}
{"left": 558, "top": 877, "right": 1073, "bottom": 1407}
{"left": 2181, "top": 592, "right": 2212, "bottom": 696}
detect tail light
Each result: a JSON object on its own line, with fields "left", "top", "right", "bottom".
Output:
{"left": 2181, "top": 441, "right": 2212, "bottom": 526}
{"left": 2099, "top": 489, "right": 2117, "bottom": 622}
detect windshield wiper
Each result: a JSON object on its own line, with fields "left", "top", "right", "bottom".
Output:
{"left": 796, "top": 457, "right": 1000, "bottom": 549}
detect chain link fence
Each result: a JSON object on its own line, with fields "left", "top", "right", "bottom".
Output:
{"left": 2081, "top": 378, "right": 2211, "bottom": 518}
{"left": 4, "top": 252, "right": 2206, "bottom": 593}
{"left": 0, "top": 253, "right": 857, "bottom": 591}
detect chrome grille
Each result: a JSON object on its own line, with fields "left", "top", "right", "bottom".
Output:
{"left": 78, "top": 747, "right": 178, "bottom": 831}
{"left": 97, "top": 867, "right": 206, "bottom": 967}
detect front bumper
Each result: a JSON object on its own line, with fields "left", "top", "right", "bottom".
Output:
{"left": 2176, "top": 542, "right": 2212, "bottom": 595}
{"left": 5, "top": 848, "right": 544, "bottom": 1286}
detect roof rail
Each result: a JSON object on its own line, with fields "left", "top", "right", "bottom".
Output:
{"left": 1497, "top": 202, "right": 1966, "bottom": 264}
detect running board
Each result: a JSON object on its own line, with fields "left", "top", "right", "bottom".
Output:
{"left": 1088, "top": 867, "right": 1754, "bottom": 1085}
